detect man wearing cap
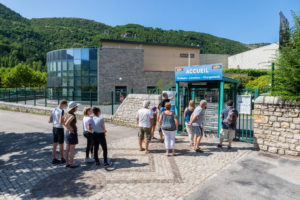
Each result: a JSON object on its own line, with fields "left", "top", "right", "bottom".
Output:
{"left": 49, "top": 99, "right": 68, "bottom": 164}
{"left": 136, "top": 100, "right": 154, "bottom": 153}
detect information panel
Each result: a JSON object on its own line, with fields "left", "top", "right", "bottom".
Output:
{"left": 175, "top": 64, "right": 223, "bottom": 82}
{"left": 237, "top": 95, "right": 252, "bottom": 115}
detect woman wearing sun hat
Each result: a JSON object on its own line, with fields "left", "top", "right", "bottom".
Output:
{"left": 65, "top": 101, "right": 80, "bottom": 168}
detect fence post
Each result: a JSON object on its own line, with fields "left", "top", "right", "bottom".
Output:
{"left": 34, "top": 90, "right": 36, "bottom": 106}
{"left": 24, "top": 90, "right": 27, "bottom": 105}
{"left": 16, "top": 90, "right": 18, "bottom": 103}
{"left": 90, "top": 91, "right": 92, "bottom": 107}
{"left": 131, "top": 88, "right": 134, "bottom": 94}
{"left": 8, "top": 90, "right": 10, "bottom": 102}
{"left": 72, "top": 91, "right": 75, "bottom": 101}
{"left": 111, "top": 91, "right": 114, "bottom": 115}
{"left": 44, "top": 88, "right": 47, "bottom": 107}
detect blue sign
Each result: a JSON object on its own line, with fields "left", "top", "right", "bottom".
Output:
{"left": 175, "top": 64, "right": 223, "bottom": 81}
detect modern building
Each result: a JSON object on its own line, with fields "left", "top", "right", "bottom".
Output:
{"left": 46, "top": 40, "right": 200, "bottom": 103}
{"left": 228, "top": 43, "right": 279, "bottom": 69}
{"left": 199, "top": 54, "right": 229, "bottom": 69}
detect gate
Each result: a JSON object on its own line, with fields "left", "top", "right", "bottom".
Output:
{"left": 235, "top": 88, "right": 259, "bottom": 143}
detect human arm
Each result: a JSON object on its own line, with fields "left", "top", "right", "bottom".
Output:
{"left": 65, "top": 115, "right": 75, "bottom": 134}
{"left": 188, "top": 114, "right": 199, "bottom": 125}
{"left": 174, "top": 114, "right": 179, "bottom": 129}
{"left": 184, "top": 108, "right": 187, "bottom": 118}
{"left": 102, "top": 124, "right": 107, "bottom": 135}
{"left": 169, "top": 92, "right": 177, "bottom": 101}
{"left": 48, "top": 115, "right": 53, "bottom": 123}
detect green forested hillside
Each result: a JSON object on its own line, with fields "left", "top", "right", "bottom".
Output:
{"left": 0, "top": 3, "right": 252, "bottom": 72}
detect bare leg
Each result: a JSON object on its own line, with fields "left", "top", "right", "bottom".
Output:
{"left": 228, "top": 139, "right": 233, "bottom": 147}
{"left": 219, "top": 138, "right": 224, "bottom": 145}
{"left": 151, "top": 126, "right": 154, "bottom": 137}
{"left": 52, "top": 143, "right": 58, "bottom": 159}
{"left": 193, "top": 135, "right": 198, "bottom": 150}
{"left": 145, "top": 141, "right": 150, "bottom": 153}
{"left": 139, "top": 140, "right": 143, "bottom": 151}
{"left": 69, "top": 145, "right": 76, "bottom": 166}
{"left": 65, "top": 144, "right": 70, "bottom": 165}
{"left": 59, "top": 143, "right": 64, "bottom": 159}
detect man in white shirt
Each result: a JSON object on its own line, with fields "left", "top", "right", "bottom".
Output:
{"left": 136, "top": 100, "right": 154, "bottom": 153}
{"left": 49, "top": 100, "right": 68, "bottom": 164}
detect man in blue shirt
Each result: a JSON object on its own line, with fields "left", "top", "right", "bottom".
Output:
{"left": 217, "top": 101, "right": 238, "bottom": 149}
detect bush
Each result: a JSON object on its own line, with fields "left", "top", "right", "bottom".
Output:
{"left": 274, "top": 13, "right": 300, "bottom": 101}
{"left": 231, "top": 75, "right": 253, "bottom": 89}
{"left": 246, "top": 75, "right": 270, "bottom": 90}
{"left": 224, "top": 68, "right": 269, "bottom": 77}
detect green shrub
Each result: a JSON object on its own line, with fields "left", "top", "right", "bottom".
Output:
{"left": 231, "top": 75, "right": 253, "bottom": 89}
{"left": 224, "top": 69, "right": 269, "bottom": 77}
{"left": 246, "top": 75, "right": 270, "bottom": 90}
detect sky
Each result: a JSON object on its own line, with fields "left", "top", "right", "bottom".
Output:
{"left": 0, "top": 0, "right": 299, "bottom": 44}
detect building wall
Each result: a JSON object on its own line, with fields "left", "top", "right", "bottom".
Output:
{"left": 228, "top": 43, "right": 279, "bottom": 69}
{"left": 98, "top": 48, "right": 174, "bottom": 103}
{"left": 101, "top": 42, "right": 200, "bottom": 71}
{"left": 199, "top": 54, "right": 229, "bottom": 69}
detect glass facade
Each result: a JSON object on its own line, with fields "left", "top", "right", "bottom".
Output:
{"left": 47, "top": 48, "right": 98, "bottom": 101}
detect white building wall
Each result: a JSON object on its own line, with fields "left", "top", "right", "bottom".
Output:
{"left": 228, "top": 43, "right": 279, "bottom": 69}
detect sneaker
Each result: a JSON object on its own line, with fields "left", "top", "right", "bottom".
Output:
{"left": 151, "top": 136, "right": 157, "bottom": 140}
{"left": 104, "top": 161, "right": 112, "bottom": 167}
{"left": 85, "top": 158, "right": 95, "bottom": 163}
{"left": 217, "top": 144, "right": 223, "bottom": 148}
{"left": 52, "top": 158, "right": 60, "bottom": 164}
{"left": 60, "top": 158, "right": 66, "bottom": 164}
{"left": 65, "top": 164, "right": 70, "bottom": 168}
{"left": 195, "top": 148, "right": 203, "bottom": 153}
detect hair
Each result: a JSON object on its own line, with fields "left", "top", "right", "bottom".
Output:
{"left": 143, "top": 100, "right": 150, "bottom": 108}
{"left": 59, "top": 99, "right": 68, "bottom": 106}
{"left": 92, "top": 107, "right": 101, "bottom": 115}
{"left": 83, "top": 107, "right": 91, "bottom": 116}
{"left": 200, "top": 100, "right": 207, "bottom": 106}
{"left": 227, "top": 101, "right": 234, "bottom": 107}
{"left": 188, "top": 100, "right": 195, "bottom": 112}
{"left": 162, "top": 92, "right": 168, "bottom": 98}
{"left": 68, "top": 107, "right": 77, "bottom": 114}
{"left": 165, "top": 102, "right": 171, "bottom": 110}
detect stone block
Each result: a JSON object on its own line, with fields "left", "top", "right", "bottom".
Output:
{"left": 265, "top": 96, "right": 275, "bottom": 104}
{"left": 277, "top": 142, "right": 289, "bottom": 149}
{"left": 296, "top": 145, "right": 300, "bottom": 152}
{"left": 278, "top": 149, "right": 285, "bottom": 155}
{"left": 290, "top": 144, "right": 296, "bottom": 150}
{"left": 281, "top": 122, "right": 290, "bottom": 129}
{"left": 269, "top": 116, "right": 277, "bottom": 122}
{"left": 254, "top": 110, "right": 261, "bottom": 115}
{"left": 286, "top": 150, "right": 299, "bottom": 156}
{"left": 254, "top": 96, "right": 265, "bottom": 104}
{"left": 278, "top": 136, "right": 286, "bottom": 142}
{"left": 293, "top": 118, "right": 300, "bottom": 124}
{"left": 257, "top": 139, "right": 264, "bottom": 145}
{"left": 273, "top": 122, "right": 280, "bottom": 128}
{"left": 278, "top": 117, "right": 292, "bottom": 122}
{"left": 294, "top": 134, "right": 300, "bottom": 140}
{"left": 262, "top": 145, "right": 268, "bottom": 151}
{"left": 286, "top": 138, "right": 298, "bottom": 144}
{"left": 254, "top": 115, "right": 268, "bottom": 124}
{"left": 274, "top": 112, "right": 283, "bottom": 117}
{"left": 290, "top": 123, "right": 296, "bottom": 129}
{"left": 268, "top": 147, "right": 278, "bottom": 153}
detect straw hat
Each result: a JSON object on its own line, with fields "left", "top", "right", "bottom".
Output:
{"left": 67, "top": 101, "right": 80, "bottom": 112}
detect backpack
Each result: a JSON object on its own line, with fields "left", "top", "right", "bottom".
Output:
{"left": 161, "top": 112, "right": 176, "bottom": 131}
{"left": 223, "top": 108, "right": 238, "bottom": 126}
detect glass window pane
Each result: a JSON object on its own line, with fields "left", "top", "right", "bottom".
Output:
{"left": 68, "top": 60, "right": 74, "bottom": 71}
{"left": 62, "top": 77, "right": 67, "bottom": 86}
{"left": 89, "top": 70, "right": 97, "bottom": 76}
{"left": 57, "top": 61, "right": 61, "bottom": 72}
{"left": 67, "top": 49, "right": 73, "bottom": 59}
{"left": 81, "top": 65, "right": 89, "bottom": 76}
{"left": 89, "top": 60, "right": 97, "bottom": 71}
{"left": 81, "top": 78, "right": 89, "bottom": 87}
{"left": 62, "top": 88, "right": 67, "bottom": 97}
{"left": 53, "top": 61, "right": 57, "bottom": 72}
{"left": 81, "top": 49, "right": 89, "bottom": 60}
{"left": 74, "top": 49, "right": 81, "bottom": 60}
{"left": 74, "top": 77, "right": 81, "bottom": 87}
{"left": 62, "top": 60, "right": 67, "bottom": 71}
{"left": 68, "top": 88, "right": 74, "bottom": 98}
{"left": 61, "top": 50, "right": 67, "bottom": 60}
{"left": 62, "top": 71, "right": 67, "bottom": 77}
{"left": 90, "top": 77, "right": 97, "bottom": 86}
{"left": 89, "top": 49, "right": 97, "bottom": 60}
{"left": 68, "top": 77, "right": 74, "bottom": 87}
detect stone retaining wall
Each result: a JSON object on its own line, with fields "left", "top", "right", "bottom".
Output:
{"left": 0, "top": 101, "right": 113, "bottom": 121}
{"left": 113, "top": 94, "right": 161, "bottom": 127}
{"left": 254, "top": 96, "right": 300, "bottom": 156}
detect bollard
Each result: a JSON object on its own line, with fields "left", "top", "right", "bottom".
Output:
{"left": 44, "top": 89, "right": 47, "bottom": 107}
{"left": 24, "top": 90, "right": 27, "bottom": 105}
{"left": 111, "top": 91, "right": 114, "bottom": 115}
{"left": 34, "top": 90, "right": 36, "bottom": 106}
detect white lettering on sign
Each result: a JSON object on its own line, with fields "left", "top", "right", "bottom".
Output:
{"left": 186, "top": 68, "right": 209, "bottom": 74}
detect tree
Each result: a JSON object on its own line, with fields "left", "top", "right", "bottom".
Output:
{"left": 3, "top": 64, "right": 34, "bottom": 87}
{"left": 274, "top": 13, "right": 300, "bottom": 101}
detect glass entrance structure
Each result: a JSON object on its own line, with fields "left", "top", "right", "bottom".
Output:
{"left": 47, "top": 48, "right": 98, "bottom": 101}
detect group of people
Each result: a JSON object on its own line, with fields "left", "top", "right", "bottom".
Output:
{"left": 49, "top": 100, "right": 110, "bottom": 168}
{"left": 50, "top": 92, "right": 239, "bottom": 167}
{"left": 137, "top": 92, "right": 239, "bottom": 155}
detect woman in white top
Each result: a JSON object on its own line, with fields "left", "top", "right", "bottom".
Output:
{"left": 82, "top": 107, "right": 95, "bottom": 163}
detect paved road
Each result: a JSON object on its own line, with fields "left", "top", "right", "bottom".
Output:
{"left": 0, "top": 110, "right": 299, "bottom": 200}
{"left": 186, "top": 151, "right": 300, "bottom": 200}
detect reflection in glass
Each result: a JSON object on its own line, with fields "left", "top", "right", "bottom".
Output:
{"left": 74, "top": 49, "right": 81, "bottom": 60}
{"left": 62, "top": 60, "right": 67, "bottom": 71}
{"left": 81, "top": 49, "right": 89, "bottom": 60}
{"left": 67, "top": 49, "right": 73, "bottom": 59}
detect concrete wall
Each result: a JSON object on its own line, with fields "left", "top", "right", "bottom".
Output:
{"left": 199, "top": 54, "right": 229, "bottom": 69}
{"left": 102, "top": 41, "right": 200, "bottom": 71}
{"left": 228, "top": 43, "right": 279, "bottom": 69}
{"left": 254, "top": 96, "right": 300, "bottom": 156}
{"left": 113, "top": 94, "right": 161, "bottom": 127}
{"left": 98, "top": 48, "right": 174, "bottom": 103}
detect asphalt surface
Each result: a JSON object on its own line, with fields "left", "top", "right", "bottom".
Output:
{"left": 185, "top": 151, "right": 300, "bottom": 200}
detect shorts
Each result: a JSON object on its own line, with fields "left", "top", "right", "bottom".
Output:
{"left": 138, "top": 127, "right": 151, "bottom": 142}
{"left": 65, "top": 130, "right": 78, "bottom": 145}
{"left": 220, "top": 129, "right": 235, "bottom": 140}
{"left": 53, "top": 127, "right": 64, "bottom": 144}
{"left": 192, "top": 126, "right": 203, "bottom": 137}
